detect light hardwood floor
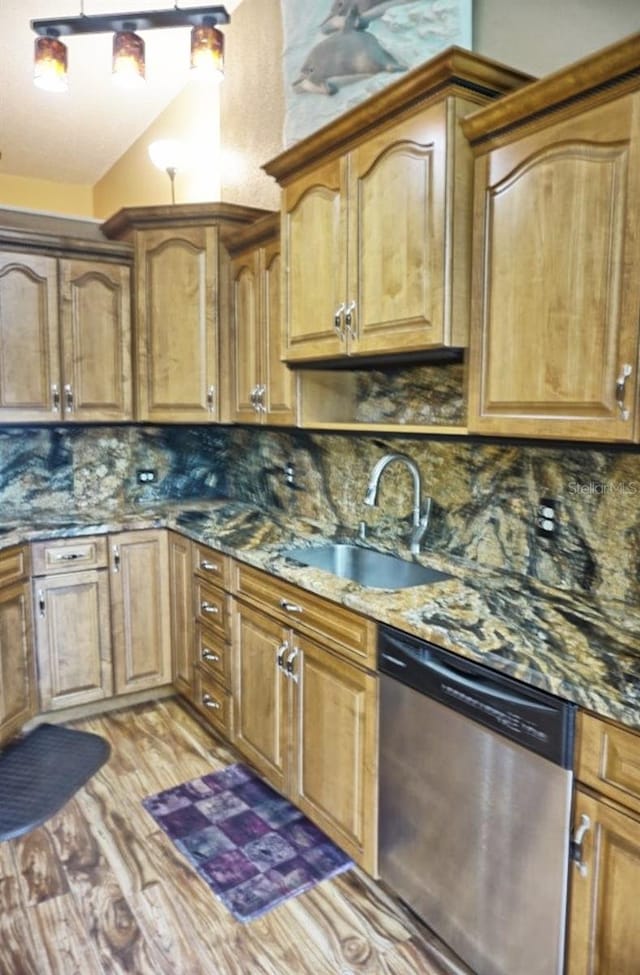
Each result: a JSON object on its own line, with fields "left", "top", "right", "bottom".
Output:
{"left": 0, "top": 699, "right": 468, "bottom": 975}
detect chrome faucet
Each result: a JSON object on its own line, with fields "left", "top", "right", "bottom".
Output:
{"left": 364, "top": 452, "right": 432, "bottom": 554}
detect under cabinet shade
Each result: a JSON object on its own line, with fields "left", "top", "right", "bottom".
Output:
{"left": 34, "top": 36, "right": 68, "bottom": 92}
{"left": 190, "top": 24, "right": 224, "bottom": 80}
{"left": 112, "top": 30, "right": 145, "bottom": 87}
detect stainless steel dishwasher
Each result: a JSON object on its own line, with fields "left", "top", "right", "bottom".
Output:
{"left": 378, "top": 623, "right": 576, "bottom": 975}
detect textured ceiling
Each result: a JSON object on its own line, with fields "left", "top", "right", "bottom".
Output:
{"left": 0, "top": 0, "right": 241, "bottom": 185}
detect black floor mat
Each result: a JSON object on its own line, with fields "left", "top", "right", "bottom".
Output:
{"left": 0, "top": 723, "right": 110, "bottom": 842}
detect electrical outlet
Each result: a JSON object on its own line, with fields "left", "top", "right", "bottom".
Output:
{"left": 137, "top": 469, "right": 157, "bottom": 484}
{"left": 536, "top": 497, "right": 558, "bottom": 537}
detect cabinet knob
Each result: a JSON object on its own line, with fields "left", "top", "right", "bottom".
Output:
{"left": 279, "top": 598, "right": 303, "bottom": 614}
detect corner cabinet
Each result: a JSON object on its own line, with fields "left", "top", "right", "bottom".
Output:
{"left": 0, "top": 244, "right": 132, "bottom": 423}
{"left": 263, "top": 49, "right": 532, "bottom": 365}
{"left": 567, "top": 711, "right": 640, "bottom": 974}
{"left": 101, "top": 203, "right": 271, "bottom": 423}
{"left": 0, "top": 546, "right": 35, "bottom": 747}
{"left": 462, "top": 35, "right": 640, "bottom": 441}
{"left": 226, "top": 213, "right": 296, "bottom": 425}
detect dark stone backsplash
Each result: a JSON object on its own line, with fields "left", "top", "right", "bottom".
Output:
{"left": 1, "top": 422, "right": 639, "bottom": 604}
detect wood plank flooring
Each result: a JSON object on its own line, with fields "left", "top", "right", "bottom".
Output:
{"left": 0, "top": 699, "right": 469, "bottom": 975}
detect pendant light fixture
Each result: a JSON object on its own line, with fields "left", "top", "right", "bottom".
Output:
{"left": 34, "top": 32, "right": 69, "bottom": 92}
{"left": 31, "top": 6, "right": 229, "bottom": 91}
{"left": 112, "top": 27, "right": 146, "bottom": 87}
{"left": 190, "top": 21, "right": 224, "bottom": 81}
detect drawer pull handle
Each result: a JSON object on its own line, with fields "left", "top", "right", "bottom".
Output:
{"left": 64, "top": 383, "right": 74, "bottom": 413}
{"left": 207, "top": 385, "right": 216, "bottom": 414}
{"left": 51, "top": 383, "right": 60, "bottom": 411}
{"left": 285, "top": 646, "right": 299, "bottom": 683}
{"left": 200, "top": 560, "right": 219, "bottom": 572}
{"left": 334, "top": 302, "right": 346, "bottom": 337}
{"left": 55, "top": 552, "right": 82, "bottom": 561}
{"left": 202, "top": 693, "right": 221, "bottom": 711}
{"left": 276, "top": 640, "right": 289, "bottom": 670}
{"left": 615, "top": 363, "right": 632, "bottom": 420}
{"left": 279, "top": 598, "right": 303, "bottom": 614}
{"left": 38, "top": 589, "right": 45, "bottom": 618}
{"left": 571, "top": 813, "right": 591, "bottom": 877}
{"left": 112, "top": 545, "right": 120, "bottom": 573}
{"left": 201, "top": 601, "right": 220, "bottom": 615}
{"left": 201, "top": 648, "right": 220, "bottom": 663}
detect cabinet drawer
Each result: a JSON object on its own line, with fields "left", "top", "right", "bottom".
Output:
{"left": 32, "top": 536, "right": 108, "bottom": 575}
{"left": 196, "top": 666, "right": 232, "bottom": 739}
{"left": 194, "top": 578, "right": 228, "bottom": 638}
{"left": 233, "top": 562, "right": 376, "bottom": 668}
{"left": 193, "top": 544, "right": 230, "bottom": 588}
{"left": 0, "top": 545, "right": 28, "bottom": 586}
{"left": 195, "top": 622, "right": 230, "bottom": 688}
{"left": 577, "top": 712, "right": 640, "bottom": 816}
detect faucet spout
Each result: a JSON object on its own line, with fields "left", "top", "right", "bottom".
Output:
{"left": 363, "top": 452, "right": 430, "bottom": 554}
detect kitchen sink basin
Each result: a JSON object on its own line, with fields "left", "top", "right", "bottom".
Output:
{"left": 281, "top": 543, "right": 452, "bottom": 590}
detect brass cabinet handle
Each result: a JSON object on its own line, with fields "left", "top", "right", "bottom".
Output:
{"left": 51, "top": 383, "right": 60, "bottom": 411}
{"left": 202, "top": 693, "right": 221, "bottom": 711}
{"left": 201, "top": 648, "right": 220, "bottom": 663}
{"left": 201, "top": 601, "right": 220, "bottom": 615}
{"left": 64, "top": 383, "right": 73, "bottom": 413}
{"left": 344, "top": 300, "right": 357, "bottom": 337}
{"left": 571, "top": 813, "right": 591, "bottom": 877}
{"left": 200, "top": 560, "right": 219, "bottom": 572}
{"left": 615, "top": 363, "right": 632, "bottom": 420}
{"left": 285, "top": 646, "right": 299, "bottom": 683}
{"left": 279, "top": 598, "right": 303, "bottom": 614}
{"left": 334, "top": 302, "right": 346, "bottom": 338}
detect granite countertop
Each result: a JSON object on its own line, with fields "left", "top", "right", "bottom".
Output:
{"left": 2, "top": 499, "right": 638, "bottom": 731}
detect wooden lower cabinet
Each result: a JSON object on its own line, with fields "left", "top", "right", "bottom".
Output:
{"left": 169, "top": 532, "right": 194, "bottom": 701}
{"left": 0, "top": 547, "right": 35, "bottom": 746}
{"left": 33, "top": 569, "right": 112, "bottom": 710}
{"left": 232, "top": 593, "right": 378, "bottom": 874}
{"left": 110, "top": 530, "right": 172, "bottom": 694}
{"left": 567, "top": 788, "right": 640, "bottom": 975}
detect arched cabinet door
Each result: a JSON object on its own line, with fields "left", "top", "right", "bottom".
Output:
{"left": 467, "top": 93, "right": 640, "bottom": 442}
{"left": 0, "top": 252, "right": 60, "bottom": 421}
{"left": 60, "top": 259, "right": 132, "bottom": 421}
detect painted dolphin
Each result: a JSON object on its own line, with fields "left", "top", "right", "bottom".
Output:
{"left": 321, "top": 0, "right": 418, "bottom": 33}
{"left": 293, "top": 20, "right": 405, "bottom": 95}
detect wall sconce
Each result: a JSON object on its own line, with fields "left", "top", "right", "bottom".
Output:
{"left": 31, "top": 5, "right": 229, "bottom": 91}
{"left": 149, "top": 139, "right": 189, "bottom": 204}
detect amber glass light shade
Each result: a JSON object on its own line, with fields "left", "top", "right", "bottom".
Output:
{"left": 34, "top": 36, "right": 68, "bottom": 92}
{"left": 190, "top": 25, "right": 224, "bottom": 80}
{"left": 112, "top": 30, "right": 145, "bottom": 87}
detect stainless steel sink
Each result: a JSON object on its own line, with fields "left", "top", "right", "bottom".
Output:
{"left": 281, "top": 543, "right": 452, "bottom": 590}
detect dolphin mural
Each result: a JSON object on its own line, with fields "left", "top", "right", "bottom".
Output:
{"left": 321, "top": 0, "right": 419, "bottom": 33}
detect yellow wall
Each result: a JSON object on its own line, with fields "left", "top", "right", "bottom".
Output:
{"left": 93, "top": 83, "right": 222, "bottom": 218}
{"left": 0, "top": 174, "right": 93, "bottom": 217}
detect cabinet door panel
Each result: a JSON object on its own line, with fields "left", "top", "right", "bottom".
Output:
{"left": 60, "top": 260, "right": 132, "bottom": 421}
{"left": 111, "top": 530, "right": 171, "bottom": 693}
{"left": 230, "top": 252, "right": 261, "bottom": 423}
{"left": 349, "top": 108, "right": 445, "bottom": 355}
{"left": 0, "top": 252, "right": 60, "bottom": 421}
{"left": 0, "top": 581, "right": 35, "bottom": 746}
{"left": 567, "top": 788, "right": 640, "bottom": 975}
{"left": 469, "top": 96, "right": 640, "bottom": 440}
{"left": 232, "top": 602, "right": 288, "bottom": 793}
{"left": 137, "top": 229, "right": 218, "bottom": 421}
{"left": 263, "top": 244, "right": 295, "bottom": 424}
{"left": 283, "top": 158, "right": 347, "bottom": 361}
{"left": 33, "top": 570, "right": 112, "bottom": 710}
{"left": 293, "top": 637, "right": 378, "bottom": 873}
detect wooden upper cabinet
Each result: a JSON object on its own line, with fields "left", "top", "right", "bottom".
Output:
{"left": 59, "top": 259, "right": 132, "bottom": 421}
{"left": 0, "top": 252, "right": 60, "bottom": 421}
{"left": 463, "top": 36, "right": 640, "bottom": 441}
{"left": 264, "top": 49, "right": 532, "bottom": 365}
{"left": 227, "top": 213, "right": 295, "bottom": 425}
{"left": 101, "top": 203, "right": 272, "bottom": 424}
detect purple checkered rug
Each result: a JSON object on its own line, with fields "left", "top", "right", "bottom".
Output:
{"left": 142, "top": 762, "right": 353, "bottom": 922}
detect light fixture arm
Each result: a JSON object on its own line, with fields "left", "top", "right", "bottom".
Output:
{"left": 31, "top": 5, "right": 229, "bottom": 37}
{"left": 166, "top": 167, "right": 177, "bottom": 205}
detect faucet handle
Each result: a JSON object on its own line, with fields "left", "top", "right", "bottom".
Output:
{"left": 409, "top": 497, "right": 432, "bottom": 554}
